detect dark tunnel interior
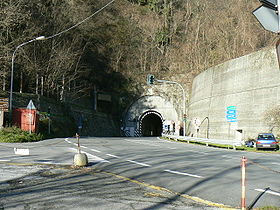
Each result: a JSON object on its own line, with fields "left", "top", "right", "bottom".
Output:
{"left": 141, "top": 113, "right": 163, "bottom": 137}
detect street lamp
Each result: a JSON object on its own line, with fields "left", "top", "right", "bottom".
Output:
{"left": 9, "top": 36, "right": 46, "bottom": 125}
{"left": 200, "top": 117, "right": 210, "bottom": 139}
{"left": 156, "top": 79, "right": 187, "bottom": 136}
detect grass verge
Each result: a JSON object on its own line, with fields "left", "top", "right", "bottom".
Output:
{"left": 0, "top": 127, "right": 43, "bottom": 143}
{"left": 161, "top": 137, "right": 280, "bottom": 153}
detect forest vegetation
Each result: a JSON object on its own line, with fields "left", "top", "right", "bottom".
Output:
{"left": 0, "top": 0, "right": 278, "bottom": 113}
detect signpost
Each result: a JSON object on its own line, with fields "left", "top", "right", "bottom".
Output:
{"left": 27, "top": 100, "right": 36, "bottom": 134}
{"left": 226, "top": 106, "right": 238, "bottom": 139}
{"left": 0, "top": 98, "right": 9, "bottom": 112}
{"left": 253, "top": 0, "right": 280, "bottom": 33}
{"left": 226, "top": 106, "right": 237, "bottom": 122}
{"left": 147, "top": 74, "right": 155, "bottom": 85}
{"left": 253, "top": 1, "right": 280, "bottom": 72}
{"left": 0, "top": 98, "right": 8, "bottom": 129}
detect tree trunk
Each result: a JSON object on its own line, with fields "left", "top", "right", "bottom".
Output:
{"left": 36, "top": 74, "right": 39, "bottom": 94}
{"left": 2, "top": 75, "right": 5, "bottom": 91}
{"left": 20, "top": 72, "right": 23, "bottom": 93}
{"left": 41, "top": 76, "right": 44, "bottom": 95}
{"left": 60, "top": 75, "right": 65, "bottom": 101}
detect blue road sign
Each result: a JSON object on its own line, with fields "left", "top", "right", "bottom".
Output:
{"left": 226, "top": 106, "right": 237, "bottom": 122}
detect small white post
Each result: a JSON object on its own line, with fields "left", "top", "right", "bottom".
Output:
{"left": 241, "top": 156, "right": 247, "bottom": 210}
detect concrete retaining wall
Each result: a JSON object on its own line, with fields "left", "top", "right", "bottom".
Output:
{"left": 188, "top": 47, "right": 280, "bottom": 140}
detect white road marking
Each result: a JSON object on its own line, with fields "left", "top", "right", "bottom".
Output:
{"left": 0, "top": 159, "right": 10, "bottom": 162}
{"left": 14, "top": 148, "right": 30, "bottom": 156}
{"left": 164, "top": 169, "right": 203, "bottom": 178}
{"left": 90, "top": 148, "right": 101, "bottom": 153}
{"left": 69, "top": 148, "right": 79, "bottom": 153}
{"left": 124, "top": 139, "right": 159, "bottom": 147}
{"left": 127, "top": 160, "right": 151, "bottom": 167}
{"left": 255, "top": 189, "right": 280, "bottom": 197}
{"left": 35, "top": 160, "right": 55, "bottom": 164}
{"left": 65, "top": 139, "right": 78, "bottom": 147}
{"left": 106, "top": 154, "right": 120, "bottom": 158}
{"left": 194, "top": 151, "right": 209, "bottom": 155}
{"left": 83, "top": 151, "right": 110, "bottom": 163}
{"left": 80, "top": 146, "right": 87, "bottom": 149}
{"left": 69, "top": 148, "right": 109, "bottom": 163}
{"left": 64, "top": 138, "right": 71, "bottom": 143}
{"left": 271, "top": 162, "right": 280, "bottom": 166}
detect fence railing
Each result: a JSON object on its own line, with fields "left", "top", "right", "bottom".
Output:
{"left": 162, "top": 134, "right": 243, "bottom": 147}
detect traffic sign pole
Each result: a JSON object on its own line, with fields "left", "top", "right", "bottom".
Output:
{"left": 253, "top": 0, "right": 280, "bottom": 33}
{"left": 277, "top": 0, "right": 280, "bottom": 34}
{"left": 157, "top": 79, "right": 187, "bottom": 136}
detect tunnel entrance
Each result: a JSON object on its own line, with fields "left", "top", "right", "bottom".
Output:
{"left": 140, "top": 111, "right": 163, "bottom": 137}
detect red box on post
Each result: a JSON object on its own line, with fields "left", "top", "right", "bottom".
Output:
{"left": 12, "top": 108, "right": 38, "bottom": 133}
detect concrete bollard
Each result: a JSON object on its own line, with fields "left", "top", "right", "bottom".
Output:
{"left": 73, "top": 133, "right": 88, "bottom": 167}
{"left": 74, "top": 153, "right": 88, "bottom": 166}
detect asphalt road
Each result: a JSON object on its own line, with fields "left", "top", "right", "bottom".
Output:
{"left": 0, "top": 136, "right": 280, "bottom": 209}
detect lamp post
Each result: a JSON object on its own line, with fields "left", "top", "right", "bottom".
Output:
{"left": 200, "top": 116, "right": 210, "bottom": 139}
{"left": 156, "top": 79, "right": 187, "bottom": 136}
{"left": 9, "top": 36, "right": 46, "bottom": 125}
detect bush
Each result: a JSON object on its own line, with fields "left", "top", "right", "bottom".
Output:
{"left": 0, "top": 127, "right": 43, "bottom": 143}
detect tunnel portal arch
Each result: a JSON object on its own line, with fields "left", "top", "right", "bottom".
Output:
{"left": 122, "top": 95, "right": 179, "bottom": 137}
{"left": 139, "top": 110, "right": 163, "bottom": 136}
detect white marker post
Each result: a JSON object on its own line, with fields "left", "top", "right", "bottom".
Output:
{"left": 73, "top": 133, "right": 88, "bottom": 166}
{"left": 241, "top": 156, "right": 247, "bottom": 210}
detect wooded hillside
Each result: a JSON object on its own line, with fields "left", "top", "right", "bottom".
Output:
{"left": 0, "top": 0, "right": 278, "bottom": 104}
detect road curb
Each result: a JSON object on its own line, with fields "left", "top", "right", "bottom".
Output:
{"left": 102, "top": 170, "right": 238, "bottom": 210}
{"left": 159, "top": 137, "right": 245, "bottom": 151}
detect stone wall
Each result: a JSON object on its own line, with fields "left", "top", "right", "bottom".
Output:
{"left": 188, "top": 47, "right": 280, "bottom": 140}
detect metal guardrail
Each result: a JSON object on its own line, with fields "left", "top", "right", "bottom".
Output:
{"left": 162, "top": 134, "right": 243, "bottom": 147}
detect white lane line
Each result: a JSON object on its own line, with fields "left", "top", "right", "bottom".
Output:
{"left": 65, "top": 139, "right": 71, "bottom": 143}
{"left": 83, "top": 151, "right": 110, "bottom": 163}
{"left": 106, "top": 154, "right": 120, "bottom": 158}
{"left": 127, "top": 160, "right": 151, "bottom": 167}
{"left": 0, "top": 159, "right": 11, "bottom": 162}
{"left": 271, "top": 162, "right": 280, "bottom": 166}
{"left": 35, "top": 160, "right": 55, "bottom": 164}
{"left": 255, "top": 189, "right": 280, "bottom": 197}
{"left": 90, "top": 148, "right": 101, "bottom": 153}
{"left": 69, "top": 148, "right": 109, "bottom": 163}
{"left": 65, "top": 138, "right": 75, "bottom": 144}
{"left": 194, "top": 151, "right": 209, "bottom": 155}
{"left": 164, "top": 169, "right": 203, "bottom": 178}
{"left": 124, "top": 139, "right": 159, "bottom": 147}
{"left": 65, "top": 139, "right": 101, "bottom": 153}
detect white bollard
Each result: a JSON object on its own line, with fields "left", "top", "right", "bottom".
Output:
{"left": 241, "top": 156, "right": 247, "bottom": 210}
{"left": 74, "top": 153, "right": 88, "bottom": 167}
{"left": 73, "top": 133, "right": 88, "bottom": 167}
